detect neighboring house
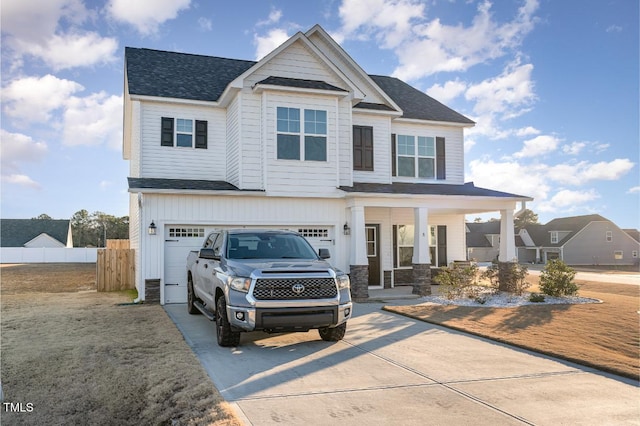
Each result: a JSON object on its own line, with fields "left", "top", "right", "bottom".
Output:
{"left": 623, "top": 229, "right": 640, "bottom": 243}
{"left": 0, "top": 219, "right": 73, "bottom": 248}
{"left": 517, "top": 214, "right": 640, "bottom": 266}
{"left": 466, "top": 221, "right": 501, "bottom": 262}
{"left": 123, "top": 25, "right": 532, "bottom": 304}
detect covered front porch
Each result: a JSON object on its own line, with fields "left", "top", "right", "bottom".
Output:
{"left": 340, "top": 182, "right": 531, "bottom": 300}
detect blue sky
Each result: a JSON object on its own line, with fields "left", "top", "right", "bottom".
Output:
{"left": 1, "top": 0, "right": 638, "bottom": 228}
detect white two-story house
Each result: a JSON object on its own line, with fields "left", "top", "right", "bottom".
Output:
{"left": 123, "top": 25, "right": 532, "bottom": 304}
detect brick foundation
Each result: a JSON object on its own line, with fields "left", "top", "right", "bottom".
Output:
{"left": 412, "top": 263, "right": 432, "bottom": 296}
{"left": 349, "top": 265, "right": 369, "bottom": 301}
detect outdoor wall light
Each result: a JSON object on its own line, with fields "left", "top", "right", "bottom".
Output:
{"left": 343, "top": 222, "right": 351, "bottom": 236}
{"left": 148, "top": 220, "right": 157, "bottom": 235}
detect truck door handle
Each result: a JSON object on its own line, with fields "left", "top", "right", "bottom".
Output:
{"left": 195, "top": 260, "right": 199, "bottom": 264}
{"left": 204, "top": 264, "right": 208, "bottom": 268}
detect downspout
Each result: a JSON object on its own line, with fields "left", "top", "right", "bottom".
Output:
{"left": 513, "top": 201, "right": 527, "bottom": 219}
{"left": 133, "top": 192, "right": 143, "bottom": 304}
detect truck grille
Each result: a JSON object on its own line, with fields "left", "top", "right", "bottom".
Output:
{"left": 253, "top": 278, "right": 337, "bottom": 300}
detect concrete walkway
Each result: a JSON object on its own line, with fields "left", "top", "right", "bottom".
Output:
{"left": 165, "top": 300, "right": 639, "bottom": 425}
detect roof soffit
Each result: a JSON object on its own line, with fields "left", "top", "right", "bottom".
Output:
{"left": 224, "top": 31, "right": 364, "bottom": 104}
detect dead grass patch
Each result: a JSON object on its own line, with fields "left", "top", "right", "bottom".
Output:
{"left": 385, "top": 277, "right": 639, "bottom": 380}
{"left": 1, "top": 264, "right": 241, "bottom": 425}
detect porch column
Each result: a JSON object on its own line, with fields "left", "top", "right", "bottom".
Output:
{"left": 412, "top": 207, "right": 431, "bottom": 296}
{"left": 349, "top": 206, "right": 369, "bottom": 300}
{"left": 498, "top": 209, "right": 517, "bottom": 262}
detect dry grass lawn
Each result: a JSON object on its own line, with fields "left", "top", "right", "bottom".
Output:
{"left": 385, "top": 275, "right": 639, "bottom": 380}
{"left": 1, "top": 263, "right": 242, "bottom": 426}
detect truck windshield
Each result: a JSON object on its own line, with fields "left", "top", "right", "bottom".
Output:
{"left": 226, "top": 232, "right": 319, "bottom": 260}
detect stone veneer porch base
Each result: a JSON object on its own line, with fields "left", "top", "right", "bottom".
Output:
{"left": 349, "top": 264, "right": 369, "bottom": 301}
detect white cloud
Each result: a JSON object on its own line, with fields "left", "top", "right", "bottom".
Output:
{"left": 562, "top": 141, "right": 586, "bottom": 155}
{"left": 513, "top": 135, "right": 561, "bottom": 158}
{"left": 2, "top": 74, "right": 84, "bottom": 123}
{"left": 198, "top": 17, "right": 212, "bottom": 31}
{"left": 1, "top": 174, "right": 42, "bottom": 190}
{"left": 63, "top": 92, "right": 123, "bottom": 149}
{"left": 537, "top": 189, "right": 600, "bottom": 212}
{"left": 465, "top": 61, "right": 535, "bottom": 117}
{"left": 0, "top": 130, "right": 47, "bottom": 189}
{"left": 106, "top": 0, "right": 190, "bottom": 35}
{"left": 606, "top": 25, "right": 623, "bottom": 33}
{"left": 13, "top": 32, "right": 118, "bottom": 71}
{"left": 426, "top": 79, "right": 467, "bottom": 104}
{"left": 515, "top": 126, "right": 540, "bottom": 136}
{"left": 253, "top": 28, "right": 290, "bottom": 60}
{"left": 338, "top": 0, "right": 425, "bottom": 49}
{"left": 390, "top": 0, "right": 539, "bottom": 80}
{"left": 579, "top": 158, "right": 635, "bottom": 181}
{"left": 628, "top": 186, "right": 640, "bottom": 194}
{"left": 257, "top": 8, "right": 283, "bottom": 26}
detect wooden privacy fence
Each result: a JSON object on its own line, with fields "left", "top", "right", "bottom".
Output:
{"left": 97, "top": 248, "right": 135, "bottom": 291}
{"left": 106, "top": 239, "right": 130, "bottom": 249}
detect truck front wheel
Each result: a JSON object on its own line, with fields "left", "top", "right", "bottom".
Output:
{"left": 318, "top": 322, "right": 347, "bottom": 341}
{"left": 215, "top": 297, "right": 241, "bottom": 347}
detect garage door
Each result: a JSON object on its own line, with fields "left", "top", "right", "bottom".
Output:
{"left": 164, "top": 226, "right": 209, "bottom": 304}
{"left": 163, "top": 225, "right": 334, "bottom": 304}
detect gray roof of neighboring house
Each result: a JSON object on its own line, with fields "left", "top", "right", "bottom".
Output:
{"left": 1, "top": 219, "right": 70, "bottom": 247}
{"left": 623, "top": 229, "right": 640, "bottom": 242}
{"left": 339, "top": 182, "right": 529, "bottom": 198}
{"left": 522, "top": 214, "right": 611, "bottom": 247}
{"left": 125, "top": 47, "right": 474, "bottom": 124}
{"left": 466, "top": 221, "right": 501, "bottom": 248}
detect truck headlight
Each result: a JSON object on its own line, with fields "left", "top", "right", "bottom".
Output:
{"left": 336, "top": 274, "right": 350, "bottom": 290}
{"left": 229, "top": 277, "right": 251, "bottom": 293}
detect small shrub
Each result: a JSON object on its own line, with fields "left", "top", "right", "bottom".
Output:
{"left": 529, "top": 293, "right": 546, "bottom": 303}
{"left": 433, "top": 262, "right": 479, "bottom": 300}
{"left": 539, "top": 260, "right": 578, "bottom": 296}
{"left": 481, "top": 262, "right": 530, "bottom": 295}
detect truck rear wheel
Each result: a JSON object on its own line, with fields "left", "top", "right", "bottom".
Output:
{"left": 187, "top": 276, "right": 200, "bottom": 315}
{"left": 215, "top": 297, "right": 241, "bottom": 347}
{"left": 318, "top": 322, "right": 347, "bottom": 341}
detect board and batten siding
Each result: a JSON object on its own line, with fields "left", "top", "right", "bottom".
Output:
{"left": 239, "top": 91, "right": 263, "bottom": 189}
{"left": 353, "top": 113, "right": 393, "bottom": 184}
{"left": 128, "top": 100, "right": 141, "bottom": 178}
{"left": 263, "top": 92, "right": 343, "bottom": 196}
{"left": 390, "top": 122, "right": 465, "bottom": 185}
{"left": 140, "top": 102, "right": 226, "bottom": 180}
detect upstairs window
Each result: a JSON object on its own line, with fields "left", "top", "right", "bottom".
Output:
{"left": 392, "top": 134, "right": 445, "bottom": 179}
{"left": 276, "top": 107, "right": 327, "bottom": 161}
{"left": 606, "top": 231, "right": 613, "bottom": 242}
{"left": 161, "top": 117, "right": 207, "bottom": 149}
{"left": 550, "top": 231, "right": 559, "bottom": 244}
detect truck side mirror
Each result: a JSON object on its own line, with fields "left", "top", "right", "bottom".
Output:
{"left": 199, "top": 248, "right": 218, "bottom": 260}
{"left": 318, "top": 248, "right": 330, "bottom": 259}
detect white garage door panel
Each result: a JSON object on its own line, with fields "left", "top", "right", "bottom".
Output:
{"left": 164, "top": 226, "right": 208, "bottom": 304}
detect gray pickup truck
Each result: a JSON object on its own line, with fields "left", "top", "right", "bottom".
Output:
{"left": 186, "top": 229, "right": 352, "bottom": 346}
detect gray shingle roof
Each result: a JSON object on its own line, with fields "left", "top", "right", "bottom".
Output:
{"left": 255, "top": 76, "right": 347, "bottom": 92}
{"left": 125, "top": 47, "right": 255, "bottom": 102}
{"left": 125, "top": 47, "right": 474, "bottom": 124}
{"left": 1, "top": 219, "right": 70, "bottom": 247}
{"left": 339, "top": 182, "right": 528, "bottom": 198}
{"left": 369, "top": 75, "right": 475, "bottom": 124}
{"left": 128, "top": 178, "right": 248, "bottom": 191}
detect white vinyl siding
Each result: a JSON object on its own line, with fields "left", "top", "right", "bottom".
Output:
{"left": 391, "top": 122, "right": 465, "bottom": 184}
{"left": 140, "top": 102, "right": 226, "bottom": 180}
{"left": 352, "top": 113, "right": 392, "bottom": 184}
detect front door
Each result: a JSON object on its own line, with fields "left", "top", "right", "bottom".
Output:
{"left": 366, "top": 224, "right": 380, "bottom": 286}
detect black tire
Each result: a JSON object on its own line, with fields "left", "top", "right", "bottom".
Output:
{"left": 318, "top": 322, "right": 347, "bottom": 341}
{"left": 215, "top": 297, "right": 241, "bottom": 347}
{"left": 187, "top": 276, "right": 200, "bottom": 315}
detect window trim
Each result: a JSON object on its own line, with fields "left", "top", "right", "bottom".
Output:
{"left": 161, "top": 117, "right": 207, "bottom": 149}
{"left": 276, "top": 107, "right": 327, "bottom": 161}
{"left": 392, "top": 134, "right": 445, "bottom": 180}
{"left": 550, "top": 231, "right": 559, "bottom": 244}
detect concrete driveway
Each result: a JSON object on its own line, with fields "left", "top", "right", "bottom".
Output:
{"left": 165, "top": 300, "right": 639, "bottom": 425}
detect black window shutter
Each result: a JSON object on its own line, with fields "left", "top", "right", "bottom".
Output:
{"left": 353, "top": 126, "right": 363, "bottom": 170}
{"left": 353, "top": 126, "right": 374, "bottom": 171}
{"left": 391, "top": 134, "right": 396, "bottom": 177}
{"left": 392, "top": 225, "right": 398, "bottom": 268}
{"left": 161, "top": 117, "right": 174, "bottom": 146}
{"left": 436, "top": 137, "right": 446, "bottom": 180}
{"left": 437, "top": 225, "right": 447, "bottom": 266}
{"left": 195, "top": 120, "right": 208, "bottom": 149}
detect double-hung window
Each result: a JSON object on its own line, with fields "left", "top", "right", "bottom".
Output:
{"left": 161, "top": 117, "right": 208, "bottom": 149}
{"left": 396, "top": 135, "right": 435, "bottom": 178}
{"left": 276, "top": 107, "right": 327, "bottom": 161}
